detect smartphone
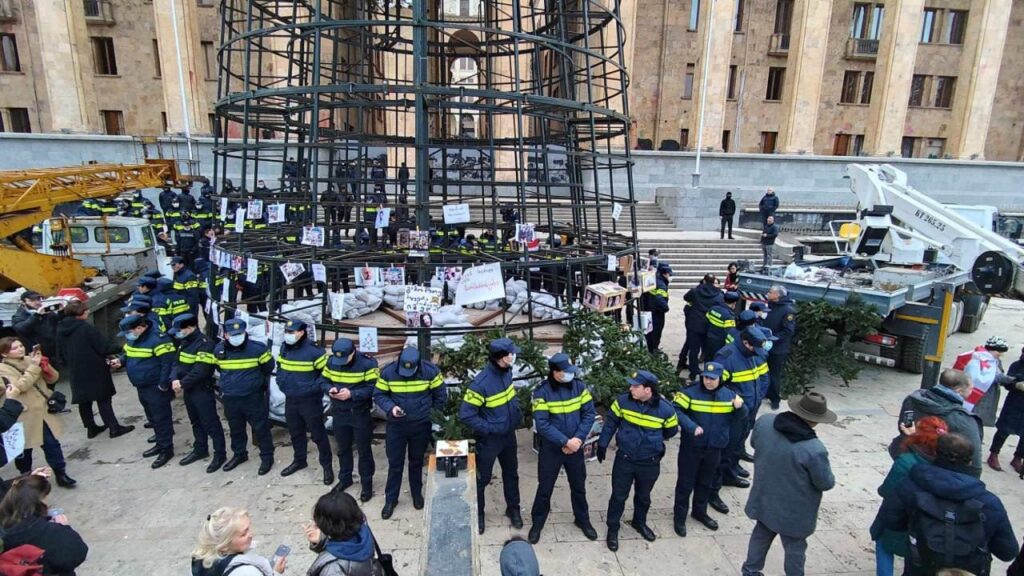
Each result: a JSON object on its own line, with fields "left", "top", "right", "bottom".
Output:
{"left": 900, "top": 410, "right": 915, "bottom": 428}
{"left": 272, "top": 544, "right": 291, "bottom": 561}
{"left": 47, "top": 507, "right": 64, "bottom": 518}
{"left": 32, "top": 344, "right": 41, "bottom": 354}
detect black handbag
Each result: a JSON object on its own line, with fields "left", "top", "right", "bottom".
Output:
{"left": 372, "top": 531, "right": 398, "bottom": 576}
{"left": 46, "top": 390, "right": 68, "bottom": 414}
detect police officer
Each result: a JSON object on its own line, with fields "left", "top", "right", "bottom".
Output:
{"left": 596, "top": 370, "right": 678, "bottom": 551}
{"left": 725, "top": 309, "right": 759, "bottom": 347}
{"left": 749, "top": 301, "right": 770, "bottom": 325}
{"left": 168, "top": 314, "right": 226, "bottom": 473}
{"left": 212, "top": 318, "right": 276, "bottom": 475}
{"left": 173, "top": 212, "right": 201, "bottom": 265}
{"left": 681, "top": 274, "right": 726, "bottom": 380}
{"left": 164, "top": 196, "right": 184, "bottom": 231}
{"left": 277, "top": 320, "right": 333, "bottom": 484}
{"left": 320, "top": 338, "right": 379, "bottom": 501}
{"left": 642, "top": 263, "right": 671, "bottom": 353}
{"left": 127, "top": 189, "right": 157, "bottom": 218}
{"left": 321, "top": 184, "right": 341, "bottom": 245}
{"left": 704, "top": 291, "right": 740, "bottom": 360}
{"left": 459, "top": 338, "right": 524, "bottom": 534}
{"left": 152, "top": 277, "right": 190, "bottom": 331}
{"left": 113, "top": 315, "right": 176, "bottom": 468}
{"left": 120, "top": 297, "right": 165, "bottom": 334}
{"left": 373, "top": 347, "right": 445, "bottom": 519}
{"left": 764, "top": 284, "right": 797, "bottom": 410}
{"left": 195, "top": 186, "right": 215, "bottom": 230}
{"left": 671, "top": 361, "right": 744, "bottom": 537}
{"left": 158, "top": 186, "right": 178, "bottom": 212}
{"left": 171, "top": 256, "right": 201, "bottom": 316}
{"left": 178, "top": 186, "right": 198, "bottom": 212}
{"left": 528, "top": 353, "right": 597, "bottom": 544}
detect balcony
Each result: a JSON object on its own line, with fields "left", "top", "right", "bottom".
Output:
{"left": 0, "top": 0, "right": 16, "bottom": 22}
{"left": 768, "top": 33, "right": 790, "bottom": 55}
{"left": 845, "top": 37, "right": 879, "bottom": 60}
{"left": 83, "top": 0, "right": 115, "bottom": 25}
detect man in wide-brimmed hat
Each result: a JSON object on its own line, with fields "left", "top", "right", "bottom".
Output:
{"left": 741, "top": 392, "right": 836, "bottom": 576}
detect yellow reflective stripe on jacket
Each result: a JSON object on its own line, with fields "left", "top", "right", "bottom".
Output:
{"left": 610, "top": 400, "right": 678, "bottom": 429}
{"left": 481, "top": 385, "right": 516, "bottom": 408}
{"left": 463, "top": 389, "right": 485, "bottom": 406}
{"left": 277, "top": 358, "right": 317, "bottom": 372}
{"left": 179, "top": 351, "right": 198, "bottom": 364}
{"left": 724, "top": 367, "right": 757, "bottom": 382}
{"left": 154, "top": 343, "right": 175, "bottom": 356}
{"left": 651, "top": 288, "right": 669, "bottom": 298}
{"left": 323, "top": 368, "right": 378, "bottom": 384}
{"left": 172, "top": 281, "right": 190, "bottom": 291}
{"left": 706, "top": 310, "right": 735, "bottom": 329}
{"left": 218, "top": 358, "right": 261, "bottom": 369}
{"left": 315, "top": 354, "right": 328, "bottom": 371}
{"left": 533, "top": 390, "right": 592, "bottom": 414}
{"left": 124, "top": 345, "right": 154, "bottom": 358}
{"left": 377, "top": 378, "right": 432, "bottom": 393}
{"left": 673, "top": 393, "right": 734, "bottom": 414}
{"left": 197, "top": 352, "right": 216, "bottom": 364}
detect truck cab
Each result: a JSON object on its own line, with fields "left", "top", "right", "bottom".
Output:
{"left": 32, "top": 216, "right": 171, "bottom": 278}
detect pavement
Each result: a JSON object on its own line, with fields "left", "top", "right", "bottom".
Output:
{"left": 45, "top": 297, "right": 1024, "bottom": 576}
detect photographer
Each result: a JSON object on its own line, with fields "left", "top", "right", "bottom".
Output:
{"left": 12, "top": 291, "right": 60, "bottom": 367}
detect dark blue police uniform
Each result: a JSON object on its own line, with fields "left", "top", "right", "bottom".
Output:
{"left": 169, "top": 314, "right": 226, "bottom": 472}
{"left": 119, "top": 316, "right": 176, "bottom": 466}
{"left": 764, "top": 294, "right": 797, "bottom": 406}
{"left": 704, "top": 292, "right": 740, "bottom": 360}
{"left": 642, "top": 266, "right": 671, "bottom": 353}
{"left": 277, "top": 321, "right": 333, "bottom": 482}
{"left": 712, "top": 328, "right": 771, "bottom": 491}
{"left": 320, "top": 339, "right": 379, "bottom": 499}
{"left": 373, "top": 347, "right": 445, "bottom": 513}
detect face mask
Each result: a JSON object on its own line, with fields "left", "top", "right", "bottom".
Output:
{"left": 173, "top": 330, "right": 189, "bottom": 340}
{"left": 171, "top": 203, "right": 180, "bottom": 209}
{"left": 756, "top": 312, "right": 767, "bottom": 320}
{"left": 506, "top": 354, "right": 517, "bottom": 367}
{"left": 228, "top": 334, "right": 246, "bottom": 347}
{"left": 125, "top": 332, "right": 140, "bottom": 342}
{"left": 283, "top": 333, "right": 299, "bottom": 345}
{"left": 763, "top": 341, "right": 774, "bottom": 353}
{"left": 557, "top": 372, "right": 575, "bottom": 384}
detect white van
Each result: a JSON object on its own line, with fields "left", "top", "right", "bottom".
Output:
{"left": 33, "top": 216, "right": 171, "bottom": 278}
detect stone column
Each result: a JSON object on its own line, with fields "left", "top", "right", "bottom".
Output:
{"left": 33, "top": 0, "right": 98, "bottom": 132}
{"left": 948, "top": 0, "right": 1012, "bottom": 160}
{"left": 153, "top": 0, "right": 210, "bottom": 135}
{"left": 687, "top": 0, "right": 736, "bottom": 152}
{"left": 864, "top": 0, "right": 925, "bottom": 156}
{"left": 778, "top": 0, "right": 833, "bottom": 154}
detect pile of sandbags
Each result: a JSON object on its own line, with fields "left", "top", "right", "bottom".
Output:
{"left": 382, "top": 285, "right": 406, "bottom": 309}
{"left": 343, "top": 287, "right": 384, "bottom": 319}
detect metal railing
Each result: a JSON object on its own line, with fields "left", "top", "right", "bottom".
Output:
{"left": 846, "top": 38, "right": 879, "bottom": 59}
{"left": 769, "top": 33, "right": 790, "bottom": 55}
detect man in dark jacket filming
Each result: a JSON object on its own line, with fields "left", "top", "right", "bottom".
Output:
{"left": 12, "top": 291, "right": 59, "bottom": 363}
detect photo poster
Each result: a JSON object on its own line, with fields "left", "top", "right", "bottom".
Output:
{"left": 525, "top": 145, "right": 571, "bottom": 195}
{"left": 246, "top": 257, "right": 259, "bottom": 284}
{"left": 409, "top": 230, "right": 431, "bottom": 251}
{"left": 358, "top": 326, "right": 379, "bottom": 353}
{"left": 455, "top": 262, "right": 505, "bottom": 306}
{"left": 267, "top": 203, "right": 287, "bottom": 224}
{"left": 219, "top": 198, "right": 229, "bottom": 221}
{"left": 640, "top": 311, "right": 653, "bottom": 334}
{"left": 280, "top": 262, "right": 306, "bottom": 284}
{"left": 607, "top": 254, "right": 617, "bottom": 271}
{"left": 396, "top": 229, "right": 411, "bottom": 249}
{"left": 220, "top": 278, "right": 231, "bottom": 303}
{"left": 382, "top": 266, "right": 405, "bottom": 286}
{"left": 612, "top": 202, "right": 623, "bottom": 222}
{"left": 442, "top": 266, "right": 463, "bottom": 291}
{"left": 406, "top": 311, "right": 435, "bottom": 328}
{"left": 375, "top": 207, "right": 391, "bottom": 230}
{"left": 355, "top": 266, "right": 381, "bottom": 287}
{"left": 442, "top": 203, "right": 471, "bottom": 225}
{"left": 247, "top": 199, "right": 264, "bottom": 220}
{"left": 301, "top": 225, "right": 325, "bottom": 247}
{"left": 428, "top": 147, "right": 493, "bottom": 183}
{"left": 328, "top": 290, "right": 345, "bottom": 320}
{"left": 312, "top": 262, "right": 327, "bottom": 284}
{"left": 234, "top": 207, "right": 246, "bottom": 232}
{"left": 231, "top": 255, "right": 244, "bottom": 273}
{"left": 404, "top": 285, "right": 443, "bottom": 313}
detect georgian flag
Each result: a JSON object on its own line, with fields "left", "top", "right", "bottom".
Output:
{"left": 952, "top": 346, "right": 999, "bottom": 412}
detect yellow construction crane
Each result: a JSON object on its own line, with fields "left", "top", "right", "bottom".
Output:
{"left": 0, "top": 160, "right": 175, "bottom": 294}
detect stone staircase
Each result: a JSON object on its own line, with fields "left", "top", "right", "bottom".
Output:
{"left": 639, "top": 238, "right": 767, "bottom": 289}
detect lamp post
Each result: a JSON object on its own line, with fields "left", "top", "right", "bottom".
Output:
{"left": 692, "top": 0, "right": 716, "bottom": 188}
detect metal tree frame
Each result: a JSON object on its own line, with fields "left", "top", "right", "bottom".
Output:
{"left": 212, "top": 0, "right": 639, "bottom": 347}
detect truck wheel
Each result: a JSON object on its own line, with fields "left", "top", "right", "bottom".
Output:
{"left": 879, "top": 341, "right": 901, "bottom": 362}
{"left": 958, "top": 294, "right": 988, "bottom": 334}
{"left": 899, "top": 337, "right": 925, "bottom": 374}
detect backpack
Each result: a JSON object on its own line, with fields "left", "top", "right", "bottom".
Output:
{"left": 908, "top": 491, "right": 991, "bottom": 576}
{"left": 0, "top": 544, "right": 45, "bottom": 576}
{"left": 191, "top": 554, "right": 243, "bottom": 576}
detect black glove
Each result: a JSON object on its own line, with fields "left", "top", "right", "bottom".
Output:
{"left": 596, "top": 446, "right": 607, "bottom": 463}
{"left": 662, "top": 428, "right": 674, "bottom": 439}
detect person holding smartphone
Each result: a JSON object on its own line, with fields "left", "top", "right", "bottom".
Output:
{"left": 192, "top": 507, "right": 287, "bottom": 575}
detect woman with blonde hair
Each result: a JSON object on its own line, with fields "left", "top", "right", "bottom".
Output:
{"left": 191, "top": 507, "right": 287, "bottom": 576}
{"left": 0, "top": 337, "right": 76, "bottom": 488}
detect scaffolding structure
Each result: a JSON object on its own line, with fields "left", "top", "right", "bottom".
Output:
{"left": 212, "top": 0, "right": 638, "bottom": 347}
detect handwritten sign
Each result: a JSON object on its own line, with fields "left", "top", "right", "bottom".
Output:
{"left": 455, "top": 263, "right": 505, "bottom": 306}
{"left": 442, "top": 203, "right": 471, "bottom": 224}
{"left": 328, "top": 291, "right": 345, "bottom": 320}
{"left": 312, "top": 263, "right": 327, "bottom": 284}
{"left": 267, "top": 203, "right": 286, "bottom": 224}
{"left": 404, "top": 285, "right": 443, "bottom": 313}
{"left": 301, "top": 226, "right": 325, "bottom": 247}
{"left": 612, "top": 202, "right": 623, "bottom": 221}
{"left": 358, "top": 326, "right": 378, "bottom": 353}
{"left": 375, "top": 207, "right": 391, "bottom": 230}
{"left": 2, "top": 422, "right": 24, "bottom": 462}
{"left": 234, "top": 207, "right": 246, "bottom": 232}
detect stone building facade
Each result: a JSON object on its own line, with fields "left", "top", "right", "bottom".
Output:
{"left": 0, "top": 0, "right": 1022, "bottom": 162}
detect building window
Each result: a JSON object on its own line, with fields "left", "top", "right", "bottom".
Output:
{"left": 727, "top": 65, "right": 738, "bottom": 100}
{"left": 923, "top": 137, "right": 946, "bottom": 158}
{"left": 202, "top": 41, "right": 216, "bottom": 80}
{"left": 6, "top": 108, "right": 31, "bottom": 133}
{"left": 944, "top": 10, "right": 967, "bottom": 44}
{"left": 722, "top": 130, "right": 731, "bottom": 152}
{"left": 152, "top": 39, "right": 161, "bottom": 77}
{"left": 840, "top": 71, "right": 859, "bottom": 104}
{"left": 760, "top": 132, "right": 778, "bottom": 154}
{"left": 689, "top": 0, "right": 700, "bottom": 31}
{"left": 101, "top": 110, "right": 125, "bottom": 135}
{"left": 683, "top": 64, "right": 694, "bottom": 99}
{"left": 765, "top": 67, "right": 785, "bottom": 101}
{"left": 901, "top": 136, "right": 917, "bottom": 158}
{"left": 680, "top": 129, "right": 689, "bottom": 149}
{"left": 852, "top": 134, "right": 864, "bottom": 156}
{"left": 851, "top": 3, "right": 884, "bottom": 40}
{"left": 91, "top": 37, "right": 118, "bottom": 75}
{"left": 921, "top": 8, "right": 939, "bottom": 43}
{"left": 734, "top": 0, "right": 745, "bottom": 32}
{"left": 774, "top": 0, "right": 794, "bottom": 35}
{"left": 870, "top": 5, "right": 884, "bottom": 39}
{"left": 161, "top": 112, "right": 168, "bottom": 133}
{"left": 909, "top": 74, "right": 926, "bottom": 107}
{"left": 860, "top": 71, "right": 874, "bottom": 104}
{"left": 1, "top": 34, "right": 21, "bottom": 72}
{"left": 833, "top": 134, "right": 852, "bottom": 156}
{"left": 934, "top": 76, "right": 955, "bottom": 108}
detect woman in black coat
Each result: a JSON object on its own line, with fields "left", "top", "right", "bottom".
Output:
{"left": 989, "top": 347, "right": 1024, "bottom": 474}
{"left": 0, "top": 474, "right": 88, "bottom": 575}
{"left": 54, "top": 302, "right": 133, "bottom": 439}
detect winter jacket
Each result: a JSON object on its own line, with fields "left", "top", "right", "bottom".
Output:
{"left": 320, "top": 352, "right": 379, "bottom": 413}
{"left": 55, "top": 316, "right": 119, "bottom": 404}
{"left": 877, "top": 461, "right": 1019, "bottom": 566}
{"left": 373, "top": 359, "right": 445, "bottom": 424}
{"left": 11, "top": 305, "right": 58, "bottom": 358}
{"left": 745, "top": 412, "right": 834, "bottom": 539}
{"left": 684, "top": 282, "right": 724, "bottom": 334}
{"left": 307, "top": 523, "right": 381, "bottom": 576}
{"left": 642, "top": 276, "right": 670, "bottom": 315}
{"left": 532, "top": 378, "right": 596, "bottom": 448}
{"left": 211, "top": 339, "right": 275, "bottom": 397}
{"left": 119, "top": 322, "right": 175, "bottom": 390}
{"left": 598, "top": 393, "right": 678, "bottom": 461}
{"left": 761, "top": 222, "right": 780, "bottom": 246}
{"left": 172, "top": 331, "right": 216, "bottom": 392}
{"left": 719, "top": 197, "right": 736, "bottom": 217}
{"left": 704, "top": 303, "right": 737, "bottom": 356}
{"left": 0, "top": 398, "right": 23, "bottom": 468}
{"left": 460, "top": 361, "right": 523, "bottom": 436}
{"left": 892, "top": 385, "right": 983, "bottom": 477}
{"left": 1, "top": 516, "right": 88, "bottom": 576}
{"left": 995, "top": 356, "right": 1024, "bottom": 437}
{"left": 714, "top": 340, "right": 767, "bottom": 407}
{"left": 869, "top": 449, "right": 929, "bottom": 557}
{"left": 151, "top": 285, "right": 190, "bottom": 329}
{"left": 173, "top": 267, "right": 202, "bottom": 311}
{"left": 764, "top": 297, "right": 797, "bottom": 354}
{"left": 672, "top": 381, "right": 741, "bottom": 449}
{"left": 758, "top": 193, "right": 779, "bottom": 216}
{"left": 276, "top": 337, "right": 328, "bottom": 398}
{"left": 221, "top": 553, "right": 276, "bottom": 576}
{"left": 0, "top": 358, "right": 60, "bottom": 449}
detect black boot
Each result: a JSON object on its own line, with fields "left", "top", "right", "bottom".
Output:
{"left": 151, "top": 452, "right": 173, "bottom": 469}
{"left": 381, "top": 501, "right": 396, "bottom": 520}
{"left": 322, "top": 467, "right": 335, "bottom": 486}
{"left": 506, "top": 508, "right": 523, "bottom": 529}
{"left": 207, "top": 454, "right": 226, "bottom": 474}
{"left": 478, "top": 511, "right": 486, "bottom": 534}
{"left": 179, "top": 450, "right": 209, "bottom": 467}
{"left": 606, "top": 529, "right": 619, "bottom": 551}
{"left": 110, "top": 425, "right": 135, "bottom": 438}
{"left": 280, "top": 461, "right": 307, "bottom": 477}
{"left": 222, "top": 454, "right": 248, "bottom": 471}
{"left": 142, "top": 445, "right": 162, "bottom": 458}
{"left": 574, "top": 520, "right": 598, "bottom": 540}
{"left": 54, "top": 471, "right": 77, "bottom": 488}
{"left": 86, "top": 426, "right": 108, "bottom": 439}
{"left": 528, "top": 524, "right": 542, "bottom": 544}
